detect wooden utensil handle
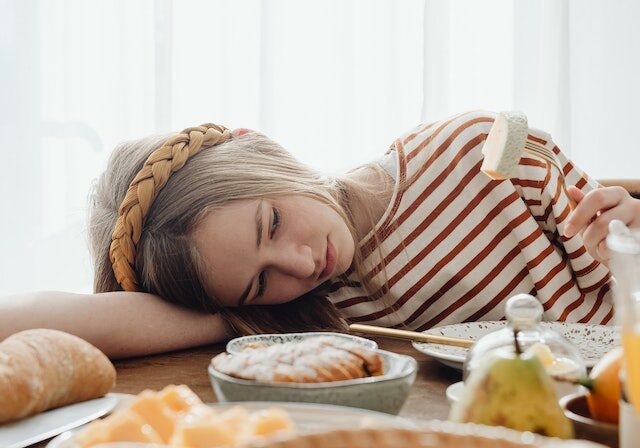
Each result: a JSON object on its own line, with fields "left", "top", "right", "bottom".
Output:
{"left": 349, "top": 324, "right": 474, "bottom": 348}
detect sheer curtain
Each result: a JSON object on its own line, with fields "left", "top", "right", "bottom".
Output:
{"left": 421, "top": 0, "right": 640, "bottom": 179}
{"left": 1, "top": 0, "right": 638, "bottom": 296}
{"left": 0, "top": 0, "right": 424, "bottom": 295}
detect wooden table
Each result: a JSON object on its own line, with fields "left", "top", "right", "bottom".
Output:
{"left": 32, "top": 337, "right": 458, "bottom": 447}
{"left": 30, "top": 335, "right": 620, "bottom": 447}
{"left": 111, "top": 337, "right": 458, "bottom": 421}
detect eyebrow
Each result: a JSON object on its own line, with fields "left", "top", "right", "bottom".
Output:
{"left": 237, "top": 200, "right": 264, "bottom": 306}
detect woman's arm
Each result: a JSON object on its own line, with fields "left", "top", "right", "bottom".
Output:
{"left": 0, "top": 291, "right": 232, "bottom": 359}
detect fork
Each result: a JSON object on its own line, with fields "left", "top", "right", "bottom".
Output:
{"left": 523, "top": 141, "right": 577, "bottom": 210}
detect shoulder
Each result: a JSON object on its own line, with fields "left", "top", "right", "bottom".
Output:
{"left": 389, "top": 111, "right": 499, "bottom": 167}
{"left": 395, "top": 110, "right": 498, "bottom": 151}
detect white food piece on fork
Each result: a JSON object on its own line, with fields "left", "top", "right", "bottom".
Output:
{"left": 525, "top": 342, "right": 555, "bottom": 367}
{"left": 480, "top": 111, "right": 528, "bottom": 180}
{"left": 524, "top": 342, "right": 580, "bottom": 376}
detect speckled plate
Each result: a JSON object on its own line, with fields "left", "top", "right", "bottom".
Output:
{"left": 226, "top": 332, "right": 377, "bottom": 354}
{"left": 413, "top": 322, "right": 619, "bottom": 370}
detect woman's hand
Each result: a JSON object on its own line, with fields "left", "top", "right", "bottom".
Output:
{"left": 563, "top": 185, "right": 640, "bottom": 265}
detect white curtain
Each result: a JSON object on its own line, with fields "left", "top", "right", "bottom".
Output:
{"left": 421, "top": 0, "right": 640, "bottom": 180}
{"left": 1, "top": 0, "right": 638, "bottom": 296}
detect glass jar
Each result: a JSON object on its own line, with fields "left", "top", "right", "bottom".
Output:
{"left": 607, "top": 220, "right": 640, "bottom": 416}
{"left": 463, "top": 293, "right": 586, "bottom": 397}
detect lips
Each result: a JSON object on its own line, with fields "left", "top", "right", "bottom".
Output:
{"left": 321, "top": 240, "right": 336, "bottom": 279}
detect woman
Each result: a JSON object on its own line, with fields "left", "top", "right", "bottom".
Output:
{"left": 2, "top": 110, "right": 635, "bottom": 358}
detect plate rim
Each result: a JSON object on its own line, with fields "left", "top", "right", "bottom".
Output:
{"left": 412, "top": 321, "right": 505, "bottom": 365}
{"left": 226, "top": 331, "right": 378, "bottom": 354}
{"left": 0, "top": 393, "right": 125, "bottom": 448}
{"left": 47, "top": 400, "right": 414, "bottom": 448}
{"left": 445, "top": 381, "right": 465, "bottom": 405}
{"left": 412, "top": 321, "right": 617, "bottom": 368}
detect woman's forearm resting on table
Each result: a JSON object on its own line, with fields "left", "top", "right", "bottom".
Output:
{"left": 0, "top": 291, "right": 231, "bottom": 359}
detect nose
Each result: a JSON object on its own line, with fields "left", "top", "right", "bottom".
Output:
{"left": 270, "top": 243, "right": 316, "bottom": 279}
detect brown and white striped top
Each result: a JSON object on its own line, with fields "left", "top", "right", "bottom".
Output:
{"left": 327, "top": 111, "right": 613, "bottom": 330}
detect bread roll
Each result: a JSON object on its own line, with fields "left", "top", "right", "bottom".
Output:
{"left": 0, "top": 329, "right": 116, "bottom": 423}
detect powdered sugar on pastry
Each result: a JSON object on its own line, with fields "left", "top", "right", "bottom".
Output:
{"left": 211, "top": 336, "right": 384, "bottom": 383}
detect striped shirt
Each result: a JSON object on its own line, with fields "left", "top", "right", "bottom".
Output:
{"left": 327, "top": 110, "right": 613, "bottom": 330}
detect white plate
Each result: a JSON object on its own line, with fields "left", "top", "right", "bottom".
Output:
{"left": 48, "top": 401, "right": 415, "bottom": 448}
{"left": 413, "top": 321, "right": 619, "bottom": 370}
{"left": 0, "top": 394, "right": 124, "bottom": 448}
{"left": 445, "top": 381, "right": 465, "bottom": 405}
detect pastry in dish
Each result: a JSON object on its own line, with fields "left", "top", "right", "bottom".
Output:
{"left": 211, "top": 336, "right": 384, "bottom": 383}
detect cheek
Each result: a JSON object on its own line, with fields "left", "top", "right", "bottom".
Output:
{"left": 264, "top": 272, "right": 311, "bottom": 304}
{"left": 340, "top": 239, "right": 356, "bottom": 272}
{"left": 335, "top": 223, "right": 356, "bottom": 272}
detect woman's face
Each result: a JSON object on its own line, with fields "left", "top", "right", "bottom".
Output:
{"left": 192, "top": 195, "right": 356, "bottom": 307}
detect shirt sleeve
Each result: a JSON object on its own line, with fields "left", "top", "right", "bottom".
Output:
{"left": 512, "top": 126, "right": 611, "bottom": 291}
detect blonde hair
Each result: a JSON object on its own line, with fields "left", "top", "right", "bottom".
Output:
{"left": 88, "top": 130, "right": 387, "bottom": 335}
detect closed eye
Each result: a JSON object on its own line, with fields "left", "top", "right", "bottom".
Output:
{"left": 257, "top": 271, "right": 267, "bottom": 297}
{"left": 256, "top": 208, "right": 281, "bottom": 299}
{"left": 270, "top": 207, "right": 280, "bottom": 237}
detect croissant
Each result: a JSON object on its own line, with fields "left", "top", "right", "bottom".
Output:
{"left": 0, "top": 329, "right": 116, "bottom": 423}
{"left": 211, "top": 336, "right": 383, "bottom": 383}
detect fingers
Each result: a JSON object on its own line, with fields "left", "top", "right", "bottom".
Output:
{"left": 580, "top": 203, "right": 638, "bottom": 265}
{"left": 567, "top": 185, "right": 585, "bottom": 204}
{"left": 597, "top": 240, "right": 610, "bottom": 264}
{"left": 563, "top": 186, "right": 627, "bottom": 238}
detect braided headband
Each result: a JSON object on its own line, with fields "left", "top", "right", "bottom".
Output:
{"left": 109, "top": 123, "right": 231, "bottom": 291}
